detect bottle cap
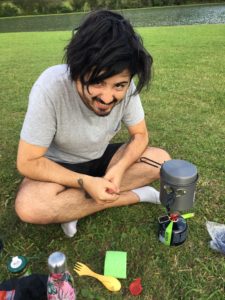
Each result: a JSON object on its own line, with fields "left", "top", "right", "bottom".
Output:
{"left": 48, "top": 251, "right": 66, "bottom": 274}
{"left": 7, "top": 256, "right": 28, "bottom": 273}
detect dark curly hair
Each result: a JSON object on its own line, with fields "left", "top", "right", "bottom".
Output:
{"left": 64, "top": 10, "right": 153, "bottom": 94}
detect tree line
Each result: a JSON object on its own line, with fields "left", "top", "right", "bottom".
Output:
{"left": 0, "top": 0, "right": 223, "bottom": 17}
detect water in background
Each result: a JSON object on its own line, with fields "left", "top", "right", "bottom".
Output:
{"left": 125, "top": 4, "right": 225, "bottom": 27}
{"left": 0, "top": 4, "right": 225, "bottom": 33}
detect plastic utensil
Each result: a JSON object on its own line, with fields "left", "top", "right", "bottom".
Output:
{"left": 74, "top": 262, "right": 121, "bottom": 292}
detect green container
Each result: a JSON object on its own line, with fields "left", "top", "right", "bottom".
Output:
{"left": 7, "top": 256, "right": 31, "bottom": 277}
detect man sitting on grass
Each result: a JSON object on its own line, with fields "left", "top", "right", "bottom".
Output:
{"left": 15, "top": 10, "right": 170, "bottom": 237}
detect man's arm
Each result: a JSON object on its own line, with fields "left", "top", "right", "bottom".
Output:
{"left": 104, "top": 119, "right": 149, "bottom": 189}
{"left": 115, "top": 119, "right": 149, "bottom": 171}
{"left": 17, "top": 139, "right": 119, "bottom": 203}
{"left": 17, "top": 139, "right": 91, "bottom": 188}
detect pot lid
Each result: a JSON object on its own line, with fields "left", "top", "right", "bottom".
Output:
{"left": 160, "top": 159, "right": 198, "bottom": 185}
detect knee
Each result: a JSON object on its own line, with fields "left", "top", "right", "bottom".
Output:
{"left": 155, "top": 148, "right": 171, "bottom": 164}
{"left": 15, "top": 191, "right": 37, "bottom": 224}
{"left": 15, "top": 192, "right": 32, "bottom": 223}
{"left": 153, "top": 148, "right": 171, "bottom": 179}
{"left": 15, "top": 179, "right": 66, "bottom": 224}
{"left": 15, "top": 191, "right": 52, "bottom": 225}
{"left": 140, "top": 147, "right": 171, "bottom": 180}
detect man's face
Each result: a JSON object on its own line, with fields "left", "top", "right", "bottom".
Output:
{"left": 76, "top": 69, "right": 131, "bottom": 117}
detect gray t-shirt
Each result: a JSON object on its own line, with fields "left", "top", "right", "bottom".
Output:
{"left": 20, "top": 64, "right": 145, "bottom": 163}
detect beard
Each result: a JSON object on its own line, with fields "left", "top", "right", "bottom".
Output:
{"left": 81, "top": 94, "right": 120, "bottom": 117}
{"left": 91, "top": 96, "right": 119, "bottom": 116}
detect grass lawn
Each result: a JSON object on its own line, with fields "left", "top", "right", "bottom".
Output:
{"left": 0, "top": 24, "right": 225, "bottom": 299}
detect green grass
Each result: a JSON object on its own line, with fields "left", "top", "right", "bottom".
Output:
{"left": 0, "top": 24, "right": 225, "bottom": 299}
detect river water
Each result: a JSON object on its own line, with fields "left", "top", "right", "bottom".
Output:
{"left": 0, "top": 3, "right": 225, "bottom": 32}
{"left": 124, "top": 3, "right": 225, "bottom": 27}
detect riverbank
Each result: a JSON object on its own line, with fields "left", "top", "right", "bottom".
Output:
{"left": 0, "top": 3, "right": 225, "bottom": 32}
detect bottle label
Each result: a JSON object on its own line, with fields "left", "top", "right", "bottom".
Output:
{"left": 47, "top": 271, "right": 76, "bottom": 300}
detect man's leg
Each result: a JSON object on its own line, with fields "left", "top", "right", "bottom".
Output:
{"left": 15, "top": 147, "right": 170, "bottom": 224}
{"left": 15, "top": 178, "right": 139, "bottom": 224}
{"left": 106, "top": 146, "right": 169, "bottom": 191}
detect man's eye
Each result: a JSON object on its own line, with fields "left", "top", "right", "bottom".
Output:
{"left": 93, "top": 82, "right": 102, "bottom": 87}
{"left": 115, "top": 84, "right": 125, "bottom": 89}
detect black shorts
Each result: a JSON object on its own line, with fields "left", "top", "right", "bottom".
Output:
{"left": 58, "top": 143, "right": 123, "bottom": 177}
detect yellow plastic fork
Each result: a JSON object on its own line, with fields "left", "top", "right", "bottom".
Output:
{"left": 74, "top": 262, "right": 121, "bottom": 292}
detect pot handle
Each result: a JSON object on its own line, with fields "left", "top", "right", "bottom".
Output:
{"left": 140, "top": 157, "right": 162, "bottom": 168}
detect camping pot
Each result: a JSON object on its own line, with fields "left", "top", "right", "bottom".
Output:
{"left": 160, "top": 159, "right": 198, "bottom": 212}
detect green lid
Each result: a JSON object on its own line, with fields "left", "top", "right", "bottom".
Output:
{"left": 7, "top": 256, "right": 28, "bottom": 273}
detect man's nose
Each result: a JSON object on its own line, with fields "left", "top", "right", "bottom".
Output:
{"left": 99, "top": 88, "right": 115, "bottom": 104}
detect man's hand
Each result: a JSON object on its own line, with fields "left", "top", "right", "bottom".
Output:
{"left": 82, "top": 176, "right": 120, "bottom": 204}
{"left": 104, "top": 164, "right": 124, "bottom": 194}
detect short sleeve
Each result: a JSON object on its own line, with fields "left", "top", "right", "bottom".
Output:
{"left": 122, "top": 81, "right": 145, "bottom": 127}
{"left": 20, "top": 84, "right": 56, "bottom": 147}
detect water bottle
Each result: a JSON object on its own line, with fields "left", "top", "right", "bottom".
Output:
{"left": 47, "top": 251, "right": 76, "bottom": 300}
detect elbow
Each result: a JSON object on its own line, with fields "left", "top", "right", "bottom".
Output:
{"left": 143, "top": 132, "right": 149, "bottom": 148}
{"left": 16, "top": 158, "right": 28, "bottom": 177}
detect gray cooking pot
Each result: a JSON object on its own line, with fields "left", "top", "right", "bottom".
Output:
{"left": 160, "top": 159, "right": 198, "bottom": 211}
